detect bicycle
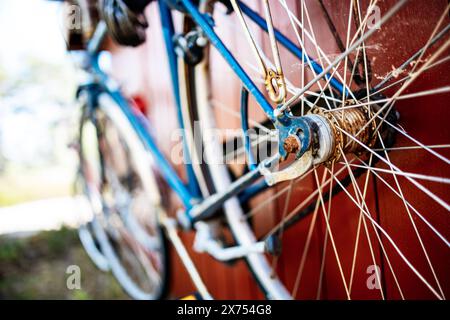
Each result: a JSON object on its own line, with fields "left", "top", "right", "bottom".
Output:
{"left": 68, "top": 0, "right": 450, "bottom": 299}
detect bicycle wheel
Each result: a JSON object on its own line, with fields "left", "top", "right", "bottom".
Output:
{"left": 74, "top": 171, "right": 110, "bottom": 272}
{"left": 78, "top": 91, "right": 170, "bottom": 299}
{"left": 182, "top": 0, "right": 450, "bottom": 299}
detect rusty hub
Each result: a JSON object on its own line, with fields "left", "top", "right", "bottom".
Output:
{"left": 311, "top": 104, "right": 378, "bottom": 163}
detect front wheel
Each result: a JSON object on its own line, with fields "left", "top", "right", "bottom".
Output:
{"left": 78, "top": 91, "right": 170, "bottom": 299}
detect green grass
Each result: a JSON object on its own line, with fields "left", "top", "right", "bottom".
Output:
{"left": 0, "top": 227, "right": 128, "bottom": 299}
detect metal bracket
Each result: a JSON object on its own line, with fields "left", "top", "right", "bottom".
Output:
{"left": 174, "top": 29, "right": 208, "bottom": 66}
{"left": 193, "top": 222, "right": 266, "bottom": 261}
{"left": 261, "top": 150, "right": 313, "bottom": 186}
{"left": 275, "top": 112, "right": 313, "bottom": 159}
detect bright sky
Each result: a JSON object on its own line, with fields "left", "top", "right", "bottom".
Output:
{"left": 0, "top": 0, "right": 77, "bottom": 166}
{"left": 0, "top": 0, "right": 68, "bottom": 75}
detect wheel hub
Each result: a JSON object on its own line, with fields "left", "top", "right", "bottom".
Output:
{"left": 309, "top": 104, "right": 378, "bottom": 164}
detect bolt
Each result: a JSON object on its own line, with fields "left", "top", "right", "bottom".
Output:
{"left": 196, "top": 36, "right": 208, "bottom": 47}
{"left": 265, "top": 234, "right": 282, "bottom": 256}
{"left": 283, "top": 134, "right": 301, "bottom": 154}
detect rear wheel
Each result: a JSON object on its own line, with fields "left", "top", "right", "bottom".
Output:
{"left": 184, "top": 0, "right": 450, "bottom": 299}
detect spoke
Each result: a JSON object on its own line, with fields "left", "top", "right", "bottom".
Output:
{"left": 327, "top": 167, "right": 443, "bottom": 299}
{"left": 326, "top": 160, "right": 405, "bottom": 298}
{"left": 324, "top": 86, "right": 450, "bottom": 112}
{"left": 300, "top": 0, "right": 305, "bottom": 115}
{"left": 370, "top": 55, "right": 450, "bottom": 97}
{"left": 295, "top": 62, "right": 347, "bottom": 110}
{"left": 376, "top": 134, "right": 446, "bottom": 298}
{"left": 263, "top": 162, "right": 353, "bottom": 238}
{"left": 316, "top": 162, "right": 334, "bottom": 300}
{"left": 280, "top": 0, "right": 337, "bottom": 110}
{"left": 361, "top": 37, "right": 450, "bottom": 141}
{"left": 372, "top": 144, "right": 450, "bottom": 152}
{"left": 337, "top": 126, "right": 450, "bottom": 211}
{"left": 371, "top": 112, "right": 450, "bottom": 165}
{"left": 344, "top": 153, "right": 384, "bottom": 298}
{"left": 304, "top": 90, "right": 342, "bottom": 103}
{"left": 402, "top": 4, "right": 450, "bottom": 78}
{"left": 347, "top": 0, "right": 374, "bottom": 95}
{"left": 279, "top": 0, "right": 408, "bottom": 114}
{"left": 344, "top": 0, "right": 384, "bottom": 92}
{"left": 271, "top": 179, "right": 295, "bottom": 276}
{"left": 374, "top": 23, "right": 450, "bottom": 91}
{"left": 341, "top": 0, "right": 356, "bottom": 101}
{"left": 300, "top": 0, "right": 344, "bottom": 106}
{"left": 355, "top": 158, "right": 450, "bottom": 247}
{"left": 313, "top": 168, "right": 351, "bottom": 299}
{"left": 340, "top": 163, "right": 450, "bottom": 184}
{"left": 277, "top": 0, "right": 358, "bottom": 103}
{"left": 291, "top": 171, "right": 326, "bottom": 297}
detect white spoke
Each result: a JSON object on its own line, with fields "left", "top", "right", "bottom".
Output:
{"left": 328, "top": 167, "right": 444, "bottom": 299}
{"left": 280, "top": 0, "right": 408, "bottom": 113}
{"left": 280, "top": 0, "right": 338, "bottom": 110}
{"left": 372, "top": 144, "right": 450, "bottom": 152}
{"left": 292, "top": 171, "right": 327, "bottom": 297}
{"left": 313, "top": 168, "right": 351, "bottom": 299}
{"left": 324, "top": 86, "right": 450, "bottom": 111}
{"left": 359, "top": 37, "right": 450, "bottom": 141}
{"left": 371, "top": 55, "right": 450, "bottom": 97}
{"left": 376, "top": 135, "right": 446, "bottom": 298}
{"left": 343, "top": 153, "right": 384, "bottom": 298}
{"left": 373, "top": 113, "right": 450, "bottom": 165}
{"left": 328, "top": 160, "right": 405, "bottom": 298}
{"left": 374, "top": 23, "right": 450, "bottom": 90}
{"left": 277, "top": 0, "right": 359, "bottom": 102}
{"left": 316, "top": 162, "right": 335, "bottom": 299}
{"left": 355, "top": 157, "right": 450, "bottom": 247}
{"left": 340, "top": 163, "right": 450, "bottom": 184}
{"left": 264, "top": 162, "right": 353, "bottom": 238}
{"left": 337, "top": 126, "right": 450, "bottom": 211}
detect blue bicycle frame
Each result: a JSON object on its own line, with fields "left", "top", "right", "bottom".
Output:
{"left": 83, "top": 0, "right": 345, "bottom": 222}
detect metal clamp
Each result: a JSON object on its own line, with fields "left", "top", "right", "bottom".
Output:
{"left": 230, "top": 0, "right": 287, "bottom": 103}
{"left": 261, "top": 150, "right": 313, "bottom": 186}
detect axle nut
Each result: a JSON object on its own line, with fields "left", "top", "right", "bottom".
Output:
{"left": 283, "top": 134, "right": 301, "bottom": 154}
